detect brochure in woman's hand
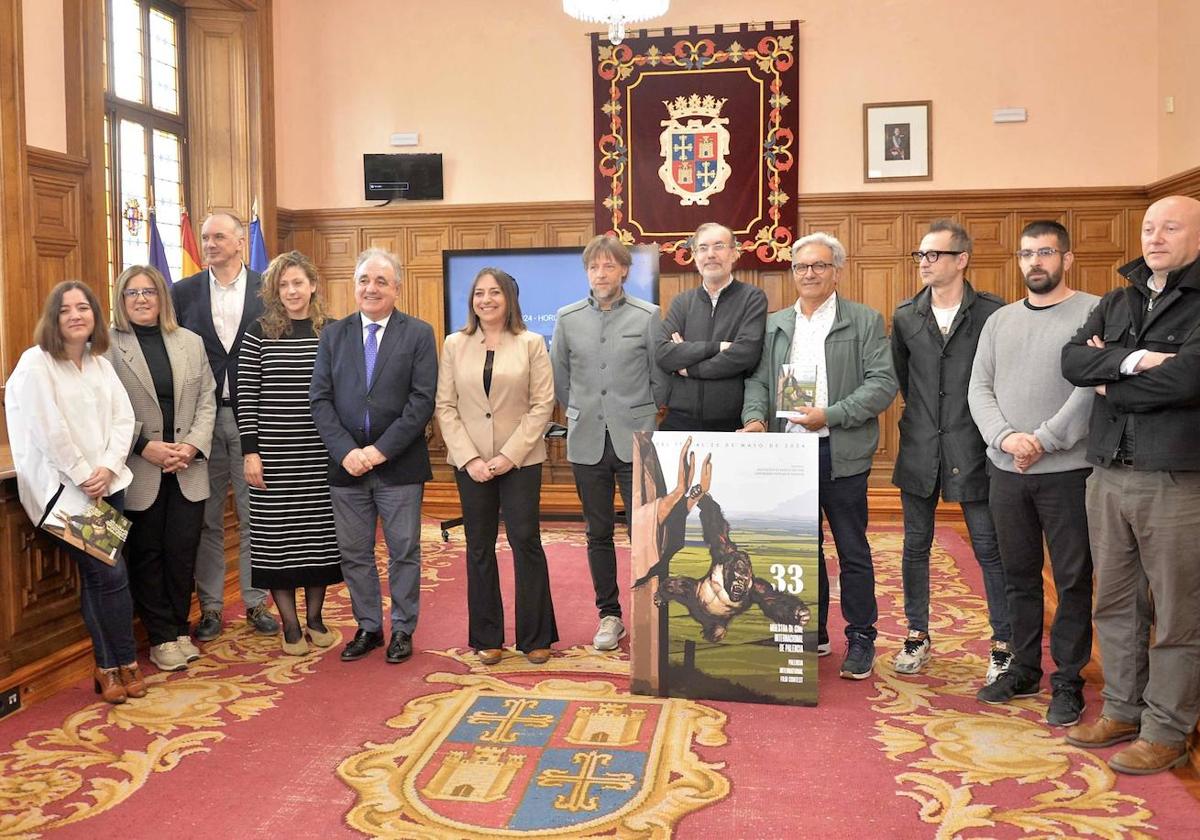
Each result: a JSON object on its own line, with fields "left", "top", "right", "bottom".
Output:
{"left": 40, "top": 484, "right": 131, "bottom": 566}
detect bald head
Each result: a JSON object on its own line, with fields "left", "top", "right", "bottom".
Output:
{"left": 1141, "top": 194, "right": 1200, "bottom": 274}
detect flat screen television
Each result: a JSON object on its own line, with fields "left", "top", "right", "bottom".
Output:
{"left": 363, "top": 153, "right": 443, "bottom": 200}
{"left": 442, "top": 246, "right": 659, "bottom": 347}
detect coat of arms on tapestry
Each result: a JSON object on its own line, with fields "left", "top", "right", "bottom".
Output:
{"left": 591, "top": 21, "right": 800, "bottom": 269}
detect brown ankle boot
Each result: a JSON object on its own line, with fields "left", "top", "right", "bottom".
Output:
{"left": 118, "top": 663, "right": 147, "bottom": 698}
{"left": 93, "top": 667, "right": 127, "bottom": 704}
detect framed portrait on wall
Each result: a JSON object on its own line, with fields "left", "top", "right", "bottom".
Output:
{"left": 863, "top": 100, "right": 932, "bottom": 182}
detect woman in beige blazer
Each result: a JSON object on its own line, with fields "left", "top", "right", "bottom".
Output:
{"left": 108, "top": 265, "right": 216, "bottom": 673}
{"left": 435, "top": 268, "right": 557, "bottom": 665}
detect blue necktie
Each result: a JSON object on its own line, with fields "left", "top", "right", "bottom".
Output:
{"left": 364, "top": 323, "right": 380, "bottom": 435}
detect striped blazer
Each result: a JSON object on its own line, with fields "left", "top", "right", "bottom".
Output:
{"left": 107, "top": 326, "right": 217, "bottom": 511}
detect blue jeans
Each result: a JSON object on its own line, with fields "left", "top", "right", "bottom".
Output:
{"left": 72, "top": 491, "right": 137, "bottom": 669}
{"left": 900, "top": 481, "right": 1010, "bottom": 642}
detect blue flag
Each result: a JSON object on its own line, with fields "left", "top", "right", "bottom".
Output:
{"left": 248, "top": 215, "right": 269, "bottom": 273}
{"left": 148, "top": 208, "right": 173, "bottom": 284}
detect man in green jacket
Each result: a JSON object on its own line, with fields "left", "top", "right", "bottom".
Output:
{"left": 740, "top": 232, "right": 898, "bottom": 679}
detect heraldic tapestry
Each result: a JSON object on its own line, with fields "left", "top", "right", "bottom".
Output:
{"left": 591, "top": 21, "right": 800, "bottom": 269}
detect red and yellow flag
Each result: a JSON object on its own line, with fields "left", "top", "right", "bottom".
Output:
{"left": 180, "top": 208, "right": 203, "bottom": 277}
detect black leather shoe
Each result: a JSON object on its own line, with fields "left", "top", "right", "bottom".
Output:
{"left": 194, "top": 609, "right": 223, "bottom": 642}
{"left": 340, "top": 629, "right": 384, "bottom": 661}
{"left": 386, "top": 630, "right": 413, "bottom": 664}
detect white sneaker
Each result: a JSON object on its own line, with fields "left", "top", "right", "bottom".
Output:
{"left": 176, "top": 635, "right": 201, "bottom": 662}
{"left": 893, "top": 630, "right": 931, "bottom": 675}
{"left": 593, "top": 616, "right": 626, "bottom": 651}
{"left": 150, "top": 641, "right": 188, "bottom": 671}
{"left": 816, "top": 641, "right": 832, "bottom": 657}
{"left": 986, "top": 640, "right": 1013, "bottom": 685}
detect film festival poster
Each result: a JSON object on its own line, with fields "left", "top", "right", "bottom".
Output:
{"left": 630, "top": 431, "right": 819, "bottom": 706}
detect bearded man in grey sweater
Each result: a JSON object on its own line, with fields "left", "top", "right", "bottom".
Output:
{"left": 968, "top": 220, "right": 1098, "bottom": 728}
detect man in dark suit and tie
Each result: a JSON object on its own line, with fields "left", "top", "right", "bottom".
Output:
{"left": 170, "top": 211, "right": 278, "bottom": 641}
{"left": 311, "top": 247, "right": 437, "bottom": 663}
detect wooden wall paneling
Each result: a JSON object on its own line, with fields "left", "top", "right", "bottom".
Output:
{"left": 852, "top": 257, "right": 906, "bottom": 327}
{"left": 904, "top": 210, "right": 959, "bottom": 253}
{"left": 186, "top": 10, "right": 251, "bottom": 218}
{"left": 796, "top": 212, "right": 850, "bottom": 245}
{"left": 964, "top": 255, "right": 1017, "bottom": 303}
{"left": 406, "top": 263, "right": 442, "bottom": 337}
{"left": 451, "top": 224, "right": 499, "bottom": 252}
{"left": 320, "top": 264, "right": 356, "bottom": 318}
{"left": 757, "top": 268, "right": 792, "bottom": 313}
{"left": 1125, "top": 207, "right": 1148, "bottom": 263}
{"left": 1, "top": 482, "right": 86, "bottom": 672}
{"left": 851, "top": 213, "right": 902, "bottom": 257}
{"left": 313, "top": 227, "right": 359, "bottom": 268}
{"left": 1145, "top": 165, "right": 1200, "bottom": 202}
{"left": 0, "top": 0, "right": 33, "bottom": 384}
{"left": 361, "top": 228, "right": 400, "bottom": 259}
{"left": 498, "top": 221, "right": 548, "bottom": 249}
{"left": 406, "top": 226, "right": 449, "bottom": 266}
{"left": 1072, "top": 208, "right": 1126, "bottom": 253}
{"left": 1073, "top": 254, "right": 1128, "bottom": 299}
{"left": 546, "top": 219, "right": 594, "bottom": 247}
{"left": 29, "top": 168, "right": 81, "bottom": 245}
{"left": 287, "top": 227, "right": 312, "bottom": 258}
{"left": 247, "top": 0, "right": 277, "bottom": 256}
{"left": 656, "top": 272, "right": 694, "bottom": 313}
{"left": 961, "top": 211, "right": 1012, "bottom": 257}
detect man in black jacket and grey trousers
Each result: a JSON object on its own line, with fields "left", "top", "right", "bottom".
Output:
{"left": 655, "top": 222, "right": 767, "bottom": 431}
{"left": 1061, "top": 194, "right": 1200, "bottom": 776}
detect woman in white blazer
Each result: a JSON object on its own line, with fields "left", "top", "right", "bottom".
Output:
{"left": 4, "top": 281, "right": 143, "bottom": 704}
{"left": 107, "top": 266, "right": 216, "bottom": 673}
{"left": 435, "top": 268, "right": 557, "bottom": 666}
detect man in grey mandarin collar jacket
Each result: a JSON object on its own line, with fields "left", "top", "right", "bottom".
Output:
{"left": 551, "top": 235, "right": 668, "bottom": 652}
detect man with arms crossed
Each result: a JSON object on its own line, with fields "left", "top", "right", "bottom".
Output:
{"left": 891, "top": 220, "right": 1010, "bottom": 682}
{"left": 969, "top": 220, "right": 1097, "bottom": 727}
{"left": 740, "top": 232, "right": 897, "bottom": 679}
{"left": 311, "top": 248, "right": 437, "bottom": 664}
{"left": 655, "top": 223, "right": 766, "bottom": 432}
{"left": 551, "top": 236, "right": 668, "bottom": 651}
{"left": 1061, "top": 195, "right": 1200, "bottom": 774}
{"left": 171, "top": 212, "right": 278, "bottom": 640}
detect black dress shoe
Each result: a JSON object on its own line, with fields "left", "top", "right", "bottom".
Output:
{"left": 386, "top": 630, "right": 413, "bottom": 664}
{"left": 340, "top": 629, "right": 384, "bottom": 661}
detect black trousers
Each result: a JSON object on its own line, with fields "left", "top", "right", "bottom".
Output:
{"left": 455, "top": 465, "right": 558, "bottom": 653}
{"left": 124, "top": 474, "right": 205, "bottom": 645}
{"left": 988, "top": 467, "right": 1093, "bottom": 690}
{"left": 571, "top": 433, "right": 632, "bottom": 620}
{"left": 659, "top": 409, "right": 741, "bottom": 432}
{"left": 816, "top": 439, "right": 878, "bottom": 642}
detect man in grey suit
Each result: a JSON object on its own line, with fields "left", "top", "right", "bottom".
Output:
{"left": 551, "top": 235, "right": 668, "bottom": 651}
{"left": 170, "top": 212, "right": 278, "bottom": 640}
{"left": 311, "top": 248, "right": 437, "bottom": 664}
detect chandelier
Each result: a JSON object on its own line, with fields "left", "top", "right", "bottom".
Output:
{"left": 563, "top": 0, "right": 669, "bottom": 45}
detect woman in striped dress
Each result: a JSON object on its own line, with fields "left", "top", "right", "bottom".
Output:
{"left": 238, "top": 251, "right": 342, "bottom": 655}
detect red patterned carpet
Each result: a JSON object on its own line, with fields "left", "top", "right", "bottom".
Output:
{"left": 1, "top": 520, "right": 1198, "bottom": 838}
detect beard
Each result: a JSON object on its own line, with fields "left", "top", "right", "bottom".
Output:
{"left": 1023, "top": 267, "right": 1062, "bottom": 294}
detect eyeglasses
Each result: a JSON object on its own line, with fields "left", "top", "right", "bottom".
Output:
{"left": 910, "top": 250, "right": 964, "bottom": 264}
{"left": 694, "top": 242, "right": 731, "bottom": 255}
{"left": 1015, "top": 247, "right": 1062, "bottom": 260}
{"left": 793, "top": 261, "right": 834, "bottom": 275}
{"left": 122, "top": 288, "right": 159, "bottom": 300}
